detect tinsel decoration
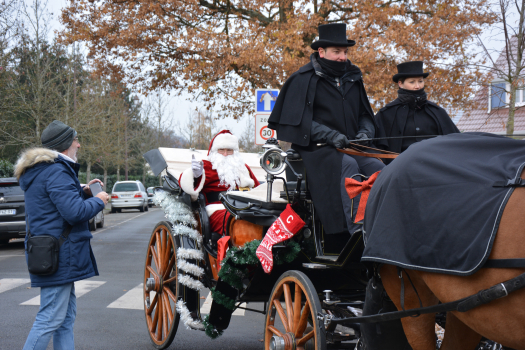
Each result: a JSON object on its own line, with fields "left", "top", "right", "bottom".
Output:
{"left": 176, "top": 300, "right": 205, "bottom": 331}
{"left": 154, "top": 190, "right": 302, "bottom": 338}
{"left": 178, "top": 274, "right": 205, "bottom": 291}
{"left": 154, "top": 191, "right": 205, "bottom": 331}
{"left": 178, "top": 259, "right": 205, "bottom": 277}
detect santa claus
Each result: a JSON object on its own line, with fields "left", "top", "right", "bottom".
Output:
{"left": 179, "top": 130, "right": 260, "bottom": 234}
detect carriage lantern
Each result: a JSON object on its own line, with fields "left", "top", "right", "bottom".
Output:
{"left": 260, "top": 138, "right": 288, "bottom": 202}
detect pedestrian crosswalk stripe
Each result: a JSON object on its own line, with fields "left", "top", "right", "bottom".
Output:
{"left": 3, "top": 278, "right": 248, "bottom": 315}
{"left": 200, "top": 291, "right": 213, "bottom": 314}
{"left": 107, "top": 283, "right": 144, "bottom": 310}
{"left": 200, "top": 291, "right": 246, "bottom": 316}
{"left": 0, "top": 278, "right": 31, "bottom": 294}
{"left": 20, "top": 280, "right": 106, "bottom": 306}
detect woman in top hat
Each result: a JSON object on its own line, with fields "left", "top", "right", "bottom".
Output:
{"left": 375, "top": 61, "right": 459, "bottom": 154}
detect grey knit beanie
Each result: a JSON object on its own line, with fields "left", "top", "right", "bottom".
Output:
{"left": 41, "top": 120, "right": 77, "bottom": 152}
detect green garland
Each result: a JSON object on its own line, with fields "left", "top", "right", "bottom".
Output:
{"left": 208, "top": 239, "right": 301, "bottom": 318}
{"left": 202, "top": 315, "right": 223, "bottom": 339}
{"left": 210, "top": 287, "right": 236, "bottom": 310}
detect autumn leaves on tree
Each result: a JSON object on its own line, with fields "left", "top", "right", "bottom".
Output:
{"left": 61, "top": 0, "right": 494, "bottom": 117}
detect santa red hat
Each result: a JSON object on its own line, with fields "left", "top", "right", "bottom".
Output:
{"left": 208, "top": 130, "right": 239, "bottom": 155}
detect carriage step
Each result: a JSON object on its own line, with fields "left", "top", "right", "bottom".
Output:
{"left": 314, "top": 255, "right": 338, "bottom": 262}
{"left": 303, "top": 263, "right": 328, "bottom": 269}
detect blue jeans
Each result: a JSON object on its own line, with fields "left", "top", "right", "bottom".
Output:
{"left": 23, "top": 283, "right": 76, "bottom": 350}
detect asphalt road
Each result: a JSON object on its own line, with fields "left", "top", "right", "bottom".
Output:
{"left": 0, "top": 208, "right": 266, "bottom": 350}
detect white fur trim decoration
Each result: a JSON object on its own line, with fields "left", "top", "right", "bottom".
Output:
{"left": 210, "top": 133, "right": 239, "bottom": 153}
{"left": 179, "top": 168, "right": 206, "bottom": 202}
{"left": 205, "top": 203, "right": 226, "bottom": 217}
{"left": 176, "top": 300, "right": 205, "bottom": 330}
{"left": 14, "top": 148, "right": 58, "bottom": 179}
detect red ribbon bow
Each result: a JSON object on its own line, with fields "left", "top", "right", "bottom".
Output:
{"left": 345, "top": 171, "right": 380, "bottom": 223}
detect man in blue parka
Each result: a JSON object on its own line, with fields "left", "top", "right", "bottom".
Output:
{"left": 15, "top": 120, "right": 110, "bottom": 350}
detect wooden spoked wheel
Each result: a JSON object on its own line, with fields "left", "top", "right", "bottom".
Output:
{"left": 144, "top": 221, "right": 180, "bottom": 349}
{"left": 264, "top": 270, "right": 326, "bottom": 350}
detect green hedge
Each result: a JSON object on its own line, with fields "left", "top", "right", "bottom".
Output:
{"left": 78, "top": 172, "right": 160, "bottom": 192}
{"left": 0, "top": 159, "right": 15, "bottom": 178}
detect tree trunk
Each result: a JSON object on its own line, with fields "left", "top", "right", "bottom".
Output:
{"left": 104, "top": 168, "right": 108, "bottom": 191}
{"left": 507, "top": 84, "right": 517, "bottom": 135}
{"left": 86, "top": 162, "right": 91, "bottom": 183}
{"left": 142, "top": 163, "right": 146, "bottom": 184}
{"left": 117, "top": 166, "right": 120, "bottom": 182}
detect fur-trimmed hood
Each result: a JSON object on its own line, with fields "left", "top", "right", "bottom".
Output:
{"left": 15, "top": 147, "right": 58, "bottom": 188}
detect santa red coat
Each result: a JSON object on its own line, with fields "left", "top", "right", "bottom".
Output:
{"left": 179, "top": 160, "right": 260, "bottom": 234}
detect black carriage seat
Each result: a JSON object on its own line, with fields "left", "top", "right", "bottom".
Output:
{"left": 223, "top": 184, "right": 289, "bottom": 227}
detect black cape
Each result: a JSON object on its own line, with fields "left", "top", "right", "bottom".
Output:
{"left": 376, "top": 99, "right": 459, "bottom": 153}
{"left": 269, "top": 62, "right": 386, "bottom": 234}
{"left": 362, "top": 132, "right": 525, "bottom": 275}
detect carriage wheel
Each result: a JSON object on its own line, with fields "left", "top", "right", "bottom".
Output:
{"left": 144, "top": 221, "right": 180, "bottom": 349}
{"left": 264, "top": 270, "right": 326, "bottom": 350}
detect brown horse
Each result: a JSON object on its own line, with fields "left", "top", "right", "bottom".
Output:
{"left": 379, "top": 170, "right": 525, "bottom": 350}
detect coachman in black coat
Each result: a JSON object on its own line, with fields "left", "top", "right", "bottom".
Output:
{"left": 376, "top": 61, "right": 459, "bottom": 155}
{"left": 268, "top": 24, "right": 387, "bottom": 241}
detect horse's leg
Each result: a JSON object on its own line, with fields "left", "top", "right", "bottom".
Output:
{"left": 440, "top": 311, "right": 481, "bottom": 350}
{"left": 380, "top": 265, "right": 438, "bottom": 350}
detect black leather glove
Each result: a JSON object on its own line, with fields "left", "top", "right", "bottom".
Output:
{"left": 310, "top": 121, "right": 350, "bottom": 149}
{"left": 354, "top": 132, "right": 371, "bottom": 146}
{"left": 328, "top": 133, "right": 350, "bottom": 149}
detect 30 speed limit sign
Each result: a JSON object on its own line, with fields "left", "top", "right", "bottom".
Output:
{"left": 254, "top": 88, "right": 279, "bottom": 145}
{"left": 255, "top": 114, "right": 276, "bottom": 145}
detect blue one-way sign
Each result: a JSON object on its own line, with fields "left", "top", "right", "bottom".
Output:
{"left": 256, "top": 89, "right": 279, "bottom": 113}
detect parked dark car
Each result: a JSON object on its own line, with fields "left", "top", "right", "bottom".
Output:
{"left": 146, "top": 187, "right": 155, "bottom": 207}
{"left": 0, "top": 178, "right": 26, "bottom": 244}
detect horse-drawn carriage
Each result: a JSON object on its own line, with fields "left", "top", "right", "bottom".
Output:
{"left": 141, "top": 134, "right": 525, "bottom": 350}
{"left": 141, "top": 138, "right": 374, "bottom": 350}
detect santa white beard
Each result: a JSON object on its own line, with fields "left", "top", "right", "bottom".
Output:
{"left": 208, "top": 151, "right": 253, "bottom": 190}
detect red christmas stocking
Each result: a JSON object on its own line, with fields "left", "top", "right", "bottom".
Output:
{"left": 216, "top": 236, "right": 230, "bottom": 272}
{"left": 256, "top": 204, "right": 305, "bottom": 273}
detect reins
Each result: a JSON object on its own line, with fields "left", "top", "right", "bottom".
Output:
{"left": 325, "top": 270, "right": 525, "bottom": 325}
{"left": 337, "top": 143, "right": 399, "bottom": 159}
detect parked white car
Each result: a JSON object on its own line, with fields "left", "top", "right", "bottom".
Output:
{"left": 110, "top": 181, "right": 148, "bottom": 213}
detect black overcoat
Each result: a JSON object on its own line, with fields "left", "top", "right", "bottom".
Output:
{"left": 376, "top": 98, "right": 459, "bottom": 153}
{"left": 269, "top": 62, "right": 386, "bottom": 234}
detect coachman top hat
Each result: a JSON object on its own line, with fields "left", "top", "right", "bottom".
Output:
{"left": 311, "top": 23, "right": 356, "bottom": 50}
{"left": 393, "top": 61, "right": 430, "bottom": 83}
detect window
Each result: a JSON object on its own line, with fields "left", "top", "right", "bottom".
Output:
{"left": 491, "top": 83, "right": 506, "bottom": 108}
{"left": 113, "top": 183, "right": 139, "bottom": 192}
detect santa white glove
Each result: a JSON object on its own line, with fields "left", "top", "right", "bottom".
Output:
{"left": 192, "top": 155, "right": 203, "bottom": 178}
